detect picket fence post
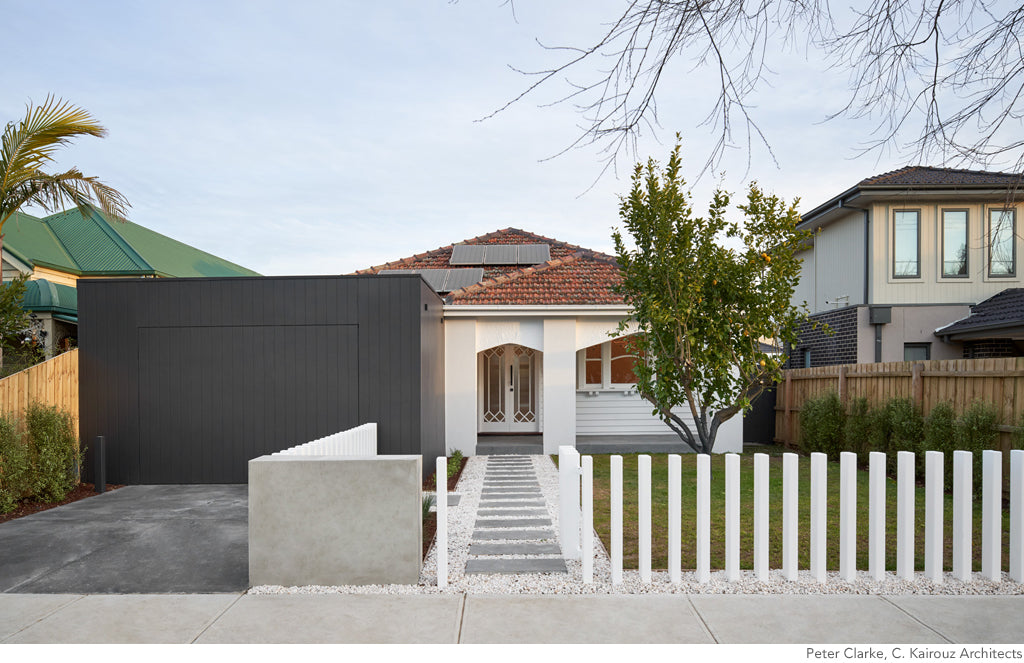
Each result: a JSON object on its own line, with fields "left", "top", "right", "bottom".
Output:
{"left": 581, "top": 455, "right": 593, "bottom": 584}
{"left": 869, "top": 451, "right": 886, "bottom": 581}
{"left": 897, "top": 451, "right": 915, "bottom": 580}
{"left": 754, "top": 453, "right": 769, "bottom": 581}
{"left": 953, "top": 450, "right": 973, "bottom": 580}
{"left": 436, "top": 455, "right": 447, "bottom": 589}
{"left": 840, "top": 452, "right": 856, "bottom": 581}
{"left": 638, "top": 454, "right": 652, "bottom": 584}
{"left": 725, "top": 453, "right": 740, "bottom": 582}
{"left": 610, "top": 455, "right": 623, "bottom": 585}
{"left": 668, "top": 454, "right": 682, "bottom": 584}
{"left": 782, "top": 452, "right": 798, "bottom": 581}
{"left": 696, "top": 453, "right": 711, "bottom": 583}
{"left": 810, "top": 452, "right": 827, "bottom": 582}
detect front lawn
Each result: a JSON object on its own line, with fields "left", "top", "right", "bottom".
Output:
{"left": 575, "top": 452, "right": 1011, "bottom": 572}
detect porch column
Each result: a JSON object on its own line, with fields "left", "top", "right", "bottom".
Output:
{"left": 542, "top": 318, "right": 576, "bottom": 455}
{"left": 444, "top": 318, "right": 477, "bottom": 455}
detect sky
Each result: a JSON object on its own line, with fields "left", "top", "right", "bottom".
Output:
{"left": 4, "top": 0, "right": 930, "bottom": 276}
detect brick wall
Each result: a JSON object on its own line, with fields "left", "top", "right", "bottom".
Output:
{"left": 785, "top": 306, "right": 859, "bottom": 368}
{"left": 963, "top": 339, "right": 1022, "bottom": 358}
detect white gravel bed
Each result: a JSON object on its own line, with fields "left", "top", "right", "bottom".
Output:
{"left": 249, "top": 454, "right": 1024, "bottom": 597}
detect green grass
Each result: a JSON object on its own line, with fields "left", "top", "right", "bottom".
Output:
{"left": 571, "top": 452, "right": 1011, "bottom": 572}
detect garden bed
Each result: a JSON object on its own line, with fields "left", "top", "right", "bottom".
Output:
{"left": 422, "top": 455, "right": 468, "bottom": 560}
{"left": 0, "top": 483, "right": 123, "bottom": 525}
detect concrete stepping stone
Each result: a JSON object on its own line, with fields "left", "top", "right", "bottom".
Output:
{"left": 477, "top": 508, "right": 547, "bottom": 516}
{"left": 480, "top": 489, "right": 542, "bottom": 496}
{"left": 465, "top": 558, "right": 568, "bottom": 574}
{"left": 475, "top": 518, "right": 551, "bottom": 528}
{"left": 424, "top": 493, "right": 461, "bottom": 507}
{"left": 468, "top": 542, "right": 562, "bottom": 556}
{"left": 472, "top": 529, "right": 553, "bottom": 540}
{"left": 478, "top": 500, "right": 546, "bottom": 507}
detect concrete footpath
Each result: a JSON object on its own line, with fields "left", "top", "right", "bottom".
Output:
{"left": 1, "top": 593, "right": 1023, "bottom": 644}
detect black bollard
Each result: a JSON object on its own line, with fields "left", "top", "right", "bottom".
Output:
{"left": 94, "top": 435, "right": 106, "bottom": 494}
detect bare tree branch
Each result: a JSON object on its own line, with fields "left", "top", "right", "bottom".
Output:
{"left": 490, "top": 0, "right": 1024, "bottom": 178}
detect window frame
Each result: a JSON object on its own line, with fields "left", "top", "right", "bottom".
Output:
{"left": 987, "top": 207, "right": 1017, "bottom": 278}
{"left": 892, "top": 209, "right": 922, "bottom": 279}
{"left": 940, "top": 208, "right": 970, "bottom": 279}
{"left": 903, "top": 343, "right": 931, "bottom": 362}
{"left": 577, "top": 336, "right": 641, "bottom": 390}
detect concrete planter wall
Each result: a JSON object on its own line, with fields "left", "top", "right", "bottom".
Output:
{"left": 248, "top": 454, "right": 422, "bottom": 586}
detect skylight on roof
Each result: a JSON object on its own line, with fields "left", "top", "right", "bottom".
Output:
{"left": 449, "top": 243, "right": 550, "bottom": 265}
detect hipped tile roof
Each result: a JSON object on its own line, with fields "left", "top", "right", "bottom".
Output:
{"left": 936, "top": 288, "right": 1024, "bottom": 336}
{"left": 357, "top": 228, "right": 624, "bottom": 305}
{"left": 859, "top": 166, "right": 1024, "bottom": 187}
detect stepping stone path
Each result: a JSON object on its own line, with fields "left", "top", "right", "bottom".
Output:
{"left": 464, "top": 455, "right": 567, "bottom": 575}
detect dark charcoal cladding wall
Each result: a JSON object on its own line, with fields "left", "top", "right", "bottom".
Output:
{"left": 79, "top": 275, "right": 445, "bottom": 484}
{"left": 785, "top": 306, "right": 859, "bottom": 368}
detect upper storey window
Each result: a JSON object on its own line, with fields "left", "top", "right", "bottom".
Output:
{"left": 893, "top": 210, "right": 921, "bottom": 278}
{"left": 989, "top": 209, "right": 1016, "bottom": 277}
{"left": 941, "top": 210, "right": 969, "bottom": 278}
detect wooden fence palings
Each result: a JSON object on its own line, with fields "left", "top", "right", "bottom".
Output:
{"left": 774, "top": 356, "right": 1023, "bottom": 479}
{"left": 0, "top": 349, "right": 79, "bottom": 441}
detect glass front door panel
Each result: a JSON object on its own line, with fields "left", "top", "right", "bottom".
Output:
{"left": 479, "top": 344, "right": 539, "bottom": 432}
{"left": 482, "top": 347, "right": 505, "bottom": 423}
{"left": 513, "top": 348, "right": 536, "bottom": 423}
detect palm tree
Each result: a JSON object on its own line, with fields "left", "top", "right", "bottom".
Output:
{"left": 1, "top": 95, "right": 131, "bottom": 274}
{"left": 0, "top": 96, "right": 130, "bottom": 367}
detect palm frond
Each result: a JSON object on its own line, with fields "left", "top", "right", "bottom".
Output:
{"left": 0, "top": 96, "right": 129, "bottom": 233}
{"left": 1, "top": 95, "right": 107, "bottom": 198}
{"left": 2, "top": 169, "right": 130, "bottom": 226}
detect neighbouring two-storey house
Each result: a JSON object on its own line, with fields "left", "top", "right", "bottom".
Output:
{"left": 359, "top": 228, "right": 743, "bottom": 455}
{"left": 788, "top": 167, "right": 1024, "bottom": 367}
{"left": 1, "top": 207, "right": 260, "bottom": 356}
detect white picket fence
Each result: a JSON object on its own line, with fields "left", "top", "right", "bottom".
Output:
{"left": 559, "top": 446, "right": 1024, "bottom": 584}
{"left": 272, "top": 423, "right": 378, "bottom": 456}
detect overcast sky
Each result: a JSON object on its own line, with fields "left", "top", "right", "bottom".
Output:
{"left": 5, "top": 1, "right": 925, "bottom": 275}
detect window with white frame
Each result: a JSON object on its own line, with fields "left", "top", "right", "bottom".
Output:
{"left": 577, "top": 336, "right": 641, "bottom": 389}
{"left": 989, "top": 208, "right": 1016, "bottom": 277}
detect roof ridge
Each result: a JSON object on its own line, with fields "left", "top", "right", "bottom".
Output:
{"left": 32, "top": 209, "right": 86, "bottom": 272}
{"left": 446, "top": 251, "right": 586, "bottom": 302}
{"left": 860, "top": 165, "right": 1024, "bottom": 186}
{"left": 355, "top": 228, "right": 616, "bottom": 274}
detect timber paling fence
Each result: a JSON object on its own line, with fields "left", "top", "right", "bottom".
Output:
{"left": 558, "top": 447, "right": 1024, "bottom": 585}
{"left": 775, "top": 357, "right": 1024, "bottom": 451}
{"left": 0, "top": 349, "right": 79, "bottom": 440}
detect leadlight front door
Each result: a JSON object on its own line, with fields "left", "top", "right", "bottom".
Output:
{"left": 479, "top": 344, "right": 539, "bottom": 433}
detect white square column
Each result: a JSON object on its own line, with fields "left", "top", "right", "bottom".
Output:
{"left": 542, "top": 318, "right": 576, "bottom": 454}
{"left": 444, "top": 317, "right": 477, "bottom": 455}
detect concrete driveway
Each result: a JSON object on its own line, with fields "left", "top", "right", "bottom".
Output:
{"left": 0, "top": 485, "right": 247, "bottom": 594}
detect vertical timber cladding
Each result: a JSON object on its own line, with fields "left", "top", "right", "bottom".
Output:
{"left": 78, "top": 275, "right": 445, "bottom": 484}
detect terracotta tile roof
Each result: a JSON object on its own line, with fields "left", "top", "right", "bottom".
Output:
{"left": 936, "top": 288, "right": 1024, "bottom": 336}
{"left": 860, "top": 166, "right": 1024, "bottom": 187}
{"left": 356, "top": 228, "right": 624, "bottom": 306}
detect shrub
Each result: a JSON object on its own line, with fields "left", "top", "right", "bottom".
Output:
{"left": 0, "top": 413, "right": 31, "bottom": 513}
{"left": 955, "top": 401, "right": 999, "bottom": 498}
{"left": 26, "top": 402, "right": 80, "bottom": 503}
{"left": 923, "top": 402, "right": 957, "bottom": 488}
{"left": 843, "top": 397, "right": 873, "bottom": 466}
{"left": 800, "top": 392, "right": 845, "bottom": 459}
{"left": 887, "top": 398, "right": 925, "bottom": 478}
{"left": 447, "top": 449, "right": 464, "bottom": 479}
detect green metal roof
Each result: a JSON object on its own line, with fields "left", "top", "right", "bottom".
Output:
{"left": 21, "top": 278, "right": 78, "bottom": 318}
{"left": 2, "top": 208, "right": 261, "bottom": 278}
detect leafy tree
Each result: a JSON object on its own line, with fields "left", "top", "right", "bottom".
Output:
{"left": 1, "top": 95, "right": 129, "bottom": 367}
{"left": 612, "top": 141, "right": 811, "bottom": 453}
{"left": 0, "top": 274, "right": 31, "bottom": 365}
{"left": 498, "top": 0, "right": 1024, "bottom": 175}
